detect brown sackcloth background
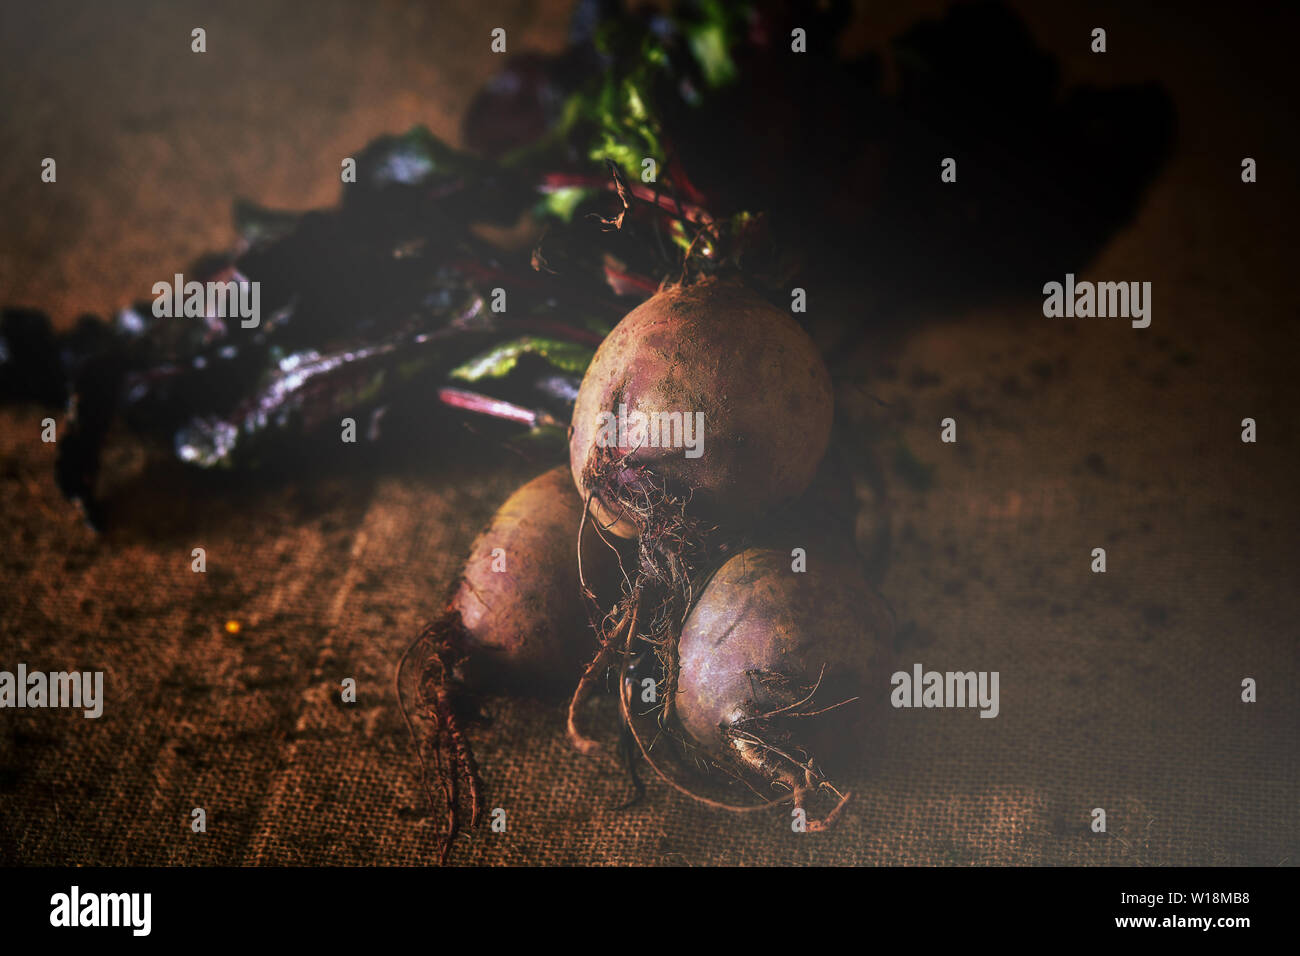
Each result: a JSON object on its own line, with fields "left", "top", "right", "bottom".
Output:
{"left": 1, "top": 0, "right": 1298, "bottom": 865}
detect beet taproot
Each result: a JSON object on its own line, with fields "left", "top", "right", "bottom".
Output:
{"left": 666, "top": 544, "right": 893, "bottom": 826}
{"left": 400, "top": 465, "right": 625, "bottom": 862}
{"left": 448, "top": 465, "right": 621, "bottom": 694}
{"left": 568, "top": 275, "right": 833, "bottom": 537}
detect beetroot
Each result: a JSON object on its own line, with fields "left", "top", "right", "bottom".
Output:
{"left": 448, "top": 466, "right": 620, "bottom": 694}
{"left": 568, "top": 275, "right": 833, "bottom": 537}
{"left": 669, "top": 546, "right": 892, "bottom": 826}
{"left": 400, "top": 465, "right": 624, "bottom": 861}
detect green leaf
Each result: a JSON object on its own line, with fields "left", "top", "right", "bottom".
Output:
{"left": 450, "top": 336, "right": 595, "bottom": 381}
{"left": 537, "top": 186, "right": 593, "bottom": 222}
{"left": 687, "top": 22, "right": 737, "bottom": 87}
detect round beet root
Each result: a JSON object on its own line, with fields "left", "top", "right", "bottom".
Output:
{"left": 449, "top": 465, "right": 619, "bottom": 695}
{"left": 569, "top": 276, "right": 833, "bottom": 537}
{"left": 671, "top": 546, "right": 892, "bottom": 826}
{"left": 402, "top": 465, "right": 625, "bottom": 862}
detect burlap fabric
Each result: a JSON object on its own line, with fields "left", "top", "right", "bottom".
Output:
{"left": 1, "top": 0, "right": 1297, "bottom": 865}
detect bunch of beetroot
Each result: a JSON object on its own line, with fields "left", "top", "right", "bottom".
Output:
{"left": 403, "top": 274, "right": 892, "bottom": 861}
